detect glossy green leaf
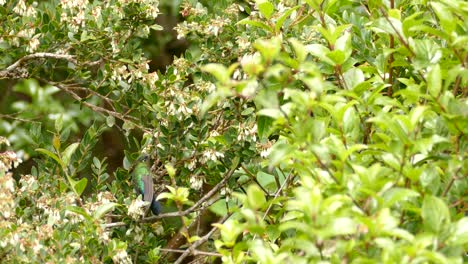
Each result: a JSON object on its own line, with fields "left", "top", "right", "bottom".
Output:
{"left": 36, "top": 148, "right": 64, "bottom": 168}
{"left": 62, "top": 142, "right": 79, "bottom": 167}
{"left": 256, "top": 0, "right": 274, "bottom": 19}
{"left": 422, "top": 195, "right": 450, "bottom": 233}
{"left": 427, "top": 64, "right": 442, "bottom": 97}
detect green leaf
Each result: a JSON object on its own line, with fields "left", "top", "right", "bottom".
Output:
{"left": 427, "top": 64, "right": 442, "bottom": 97}
{"left": 237, "top": 19, "right": 273, "bottom": 33}
{"left": 65, "top": 206, "right": 92, "bottom": 221}
{"left": 343, "top": 67, "right": 364, "bottom": 90}
{"left": 247, "top": 185, "right": 266, "bottom": 209}
{"left": 289, "top": 38, "right": 306, "bottom": 63}
{"left": 448, "top": 217, "right": 468, "bottom": 246}
{"left": 150, "top": 24, "right": 163, "bottom": 31}
{"left": 327, "top": 50, "right": 345, "bottom": 65}
{"left": 201, "top": 63, "right": 229, "bottom": 84}
{"left": 257, "top": 116, "right": 273, "bottom": 140}
{"left": 256, "top": 171, "right": 276, "bottom": 191}
{"left": 275, "top": 6, "right": 300, "bottom": 32}
{"left": 209, "top": 199, "right": 231, "bottom": 216}
{"left": 36, "top": 148, "right": 64, "bottom": 168}
{"left": 305, "top": 44, "right": 335, "bottom": 65}
{"left": 430, "top": 2, "right": 455, "bottom": 33}
{"left": 371, "top": 17, "right": 404, "bottom": 37}
{"left": 324, "top": 217, "right": 357, "bottom": 237}
{"left": 254, "top": 37, "right": 282, "bottom": 63}
{"left": 106, "top": 115, "right": 115, "bottom": 127}
{"left": 256, "top": 0, "right": 274, "bottom": 19}
{"left": 258, "top": 108, "right": 283, "bottom": 119}
{"left": 334, "top": 31, "right": 352, "bottom": 62}
{"left": 422, "top": 195, "right": 450, "bottom": 233}
{"left": 55, "top": 114, "right": 63, "bottom": 133}
{"left": 94, "top": 203, "right": 118, "bottom": 219}
{"left": 383, "top": 188, "right": 420, "bottom": 207}
{"left": 62, "top": 142, "right": 79, "bottom": 167}
{"left": 68, "top": 176, "right": 88, "bottom": 196}
{"left": 165, "top": 163, "right": 176, "bottom": 178}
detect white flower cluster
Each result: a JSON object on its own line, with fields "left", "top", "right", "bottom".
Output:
{"left": 257, "top": 140, "right": 274, "bottom": 158}
{"left": 201, "top": 149, "right": 225, "bottom": 163}
{"left": 127, "top": 196, "right": 149, "bottom": 220}
{"left": 117, "top": 0, "right": 159, "bottom": 19}
{"left": 112, "top": 248, "right": 132, "bottom": 264}
{"left": 19, "top": 174, "right": 38, "bottom": 194}
{"left": 175, "top": 10, "right": 231, "bottom": 40}
{"left": 237, "top": 123, "right": 257, "bottom": 142}
{"left": 0, "top": 151, "right": 22, "bottom": 172}
{"left": 189, "top": 175, "right": 204, "bottom": 191}
{"left": 60, "top": 0, "right": 89, "bottom": 31}
{"left": 13, "top": 0, "right": 37, "bottom": 17}
{"left": 110, "top": 62, "right": 155, "bottom": 87}
{"left": 0, "top": 173, "right": 16, "bottom": 219}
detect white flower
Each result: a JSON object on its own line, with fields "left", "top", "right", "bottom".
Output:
{"left": 27, "top": 36, "right": 40, "bottom": 53}
{"left": 128, "top": 196, "right": 149, "bottom": 219}
{"left": 202, "top": 149, "right": 224, "bottom": 162}
{"left": 13, "top": 0, "right": 27, "bottom": 15}
{"left": 112, "top": 248, "right": 132, "bottom": 264}
{"left": 189, "top": 175, "right": 203, "bottom": 191}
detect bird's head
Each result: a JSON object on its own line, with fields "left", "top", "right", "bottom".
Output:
{"left": 137, "top": 154, "right": 150, "bottom": 162}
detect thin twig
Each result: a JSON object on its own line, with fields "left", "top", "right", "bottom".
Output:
{"left": 241, "top": 164, "right": 270, "bottom": 196}
{"left": 174, "top": 214, "right": 231, "bottom": 264}
{"left": 158, "top": 248, "right": 222, "bottom": 257}
{"left": 102, "top": 222, "right": 128, "bottom": 229}
{"left": 142, "top": 166, "right": 238, "bottom": 222}
{"left": 243, "top": 169, "right": 292, "bottom": 257}
{"left": 52, "top": 83, "right": 150, "bottom": 133}
{"left": 103, "top": 166, "right": 239, "bottom": 229}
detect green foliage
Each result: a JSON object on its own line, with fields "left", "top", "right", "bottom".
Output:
{"left": 0, "top": 0, "right": 467, "bottom": 263}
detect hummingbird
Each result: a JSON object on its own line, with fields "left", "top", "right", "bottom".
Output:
{"left": 131, "top": 154, "right": 162, "bottom": 215}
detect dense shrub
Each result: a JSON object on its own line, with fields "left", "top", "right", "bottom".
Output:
{"left": 0, "top": 0, "right": 466, "bottom": 263}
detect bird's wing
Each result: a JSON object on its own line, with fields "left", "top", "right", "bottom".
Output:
{"left": 141, "top": 175, "right": 154, "bottom": 203}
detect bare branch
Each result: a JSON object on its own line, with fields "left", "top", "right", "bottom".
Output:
{"left": 102, "top": 165, "right": 239, "bottom": 230}
{"left": 141, "top": 165, "right": 238, "bottom": 222}
{"left": 52, "top": 83, "right": 151, "bottom": 133}
{"left": 102, "top": 222, "right": 128, "bottom": 229}
{"left": 174, "top": 214, "right": 231, "bottom": 264}
{"left": 0, "top": 53, "right": 76, "bottom": 79}
{"left": 158, "top": 248, "right": 222, "bottom": 257}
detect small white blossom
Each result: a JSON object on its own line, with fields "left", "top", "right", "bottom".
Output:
{"left": 27, "top": 36, "right": 40, "bottom": 53}
{"left": 189, "top": 175, "right": 203, "bottom": 191}
{"left": 112, "top": 248, "right": 132, "bottom": 264}
{"left": 201, "top": 149, "right": 224, "bottom": 163}
{"left": 13, "top": 0, "right": 27, "bottom": 15}
{"left": 128, "top": 196, "right": 149, "bottom": 219}
{"left": 92, "top": 6, "right": 101, "bottom": 20}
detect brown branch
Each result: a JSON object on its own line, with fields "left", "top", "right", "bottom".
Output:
{"left": 66, "top": 85, "right": 118, "bottom": 112}
{"left": 52, "top": 83, "right": 150, "bottom": 133}
{"left": 102, "top": 165, "right": 239, "bottom": 230}
{"left": 173, "top": 214, "right": 231, "bottom": 264}
{"left": 102, "top": 222, "right": 127, "bottom": 229}
{"left": 442, "top": 167, "right": 462, "bottom": 197}
{"left": 158, "top": 248, "right": 222, "bottom": 257}
{"left": 241, "top": 164, "right": 270, "bottom": 196}
{"left": 0, "top": 53, "right": 76, "bottom": 79}
{"left": 378, "top": 7, "right": 415, "bottom": 58}
{"left": 142, "top": 165, "right": 238, "bottom": 222}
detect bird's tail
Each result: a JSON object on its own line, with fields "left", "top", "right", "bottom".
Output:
{"left": 150, "top": 198, "right": 162, "bottom": 215}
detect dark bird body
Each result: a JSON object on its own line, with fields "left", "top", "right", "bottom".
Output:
{"left": 132, "top": 156, "right": 162, "bottom": 215}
